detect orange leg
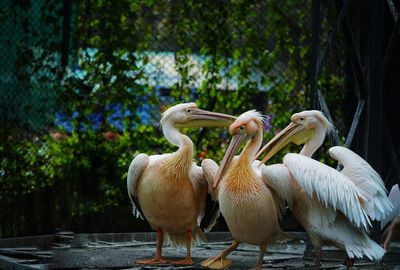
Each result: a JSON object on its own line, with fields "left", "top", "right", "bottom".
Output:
{"left": 314, "top": 247, "right": 322, "bottom": 270}
{"left": 254, "top": 243, "right": 267, "bottom": 269}
{"left": 136, "top": 228, "right": 168, "bottom": 265}
{"left": 383, "top": 217, "right": 400, "bottom": 250}
{"left": 383, "top": 227, "right": 394, "bottom": 251}
{"left": 170, "top": 229, "right": 194, "bottom": 265}
{"left": 201, "top": 240, "right": 239, "bottom": 269}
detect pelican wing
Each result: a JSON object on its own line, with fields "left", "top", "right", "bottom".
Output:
{"left": 260, "top": 163, "right": 295, "bottom": 208}
{"left": 381, "top": 184, "right": 400, "bottom": 229}
{"left": 201, "top": 158, "right": 219, "bottom": 200}
{"left": 283, "top": 153, "right": 370, "bottom": 230}
{"left": 127, "top": 153, "right": 149, "bottom": 219}
{"left": 329, "top": 146, "right": 394, "bottom": 221}
{"left": 197, "top": 158, "right": 220, "bottom": 232}
{"left": 318, "top": 215, "right": 385, "bottom": 260}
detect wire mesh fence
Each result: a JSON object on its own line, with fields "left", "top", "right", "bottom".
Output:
{"left": 0, "top": 0, "right": 65, "bottom": 133}
{"left": 1, "top": 1, "right": 325, "bottom": 135}
{"left": 0, "top": 0, "right": 349, "bottom": 237}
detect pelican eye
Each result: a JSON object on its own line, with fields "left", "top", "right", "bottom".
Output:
{"left": 300, "top": 117, "right": 304, "bottom": 121}
{"left": 187, "top": 108, "right": 191, "bottom": 113}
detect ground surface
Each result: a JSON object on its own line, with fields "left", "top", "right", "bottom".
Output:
{"left": 52, "top": 232, "right": 399, "bottom": 269}
{"left": 1, "top": 232, "right": 399, "bottom": 269}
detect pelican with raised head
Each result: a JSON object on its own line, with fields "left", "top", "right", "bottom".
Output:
{"left": 127, "top": 102, "right": 236, "bottom": 265}
{"left": 201, "top": 110, "right": 287, "bottom": 270}
{"left": 255, "top": 110, "right": 393, "bottom": 269}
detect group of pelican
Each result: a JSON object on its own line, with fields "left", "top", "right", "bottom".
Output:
{"left": 127, "top": 102, "right": 396, "bottom": 269}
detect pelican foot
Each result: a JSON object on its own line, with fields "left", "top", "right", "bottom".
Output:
{"left": 169, "top": 258, "right": 194, "bottom": 265}
{"left": 136, "top": 258, "right": 169, "bottom": 265}
{"left": 201, "top": 256, "right": 233, "bottom": 269}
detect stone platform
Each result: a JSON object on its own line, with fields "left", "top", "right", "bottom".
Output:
{"left": 1, "top": 232, "right": 399, "bottom": 269}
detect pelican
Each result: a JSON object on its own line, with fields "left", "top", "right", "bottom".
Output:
{"left": 255, "top": 110, "right": 393, "bottom": 269}
{"left": 201, "top": 110, "right": 287, "bottom": 270}
{"left": 381, "top": 183, "right": 400, "bottom": 250}
{"left": 127, "top": 102, "right": 236, "bottom": 265}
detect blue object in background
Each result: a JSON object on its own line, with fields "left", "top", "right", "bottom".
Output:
{"left": 55, "top": 98, "right": 159, "bottom": 133}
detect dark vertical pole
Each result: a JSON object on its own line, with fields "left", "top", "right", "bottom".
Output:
{"left": 304, "top": 0, "right": 321, "bottom": 260}
{"left": 61, "top": 0, "right": 72, "bottom": 67}
{"left": 383, "top": 13, "right": 400, "bottom": 77}
{"left": 310, "top": 0, "right": 321, "bottom": 110}
{"left": 364, "top": 0, "right": 384, "bottom": 178}
{"left": 364, "top": 0, "right": 384, "bottom": 240}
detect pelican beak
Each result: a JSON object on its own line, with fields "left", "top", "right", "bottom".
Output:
{"left": 213, "top": 132, "right": 248, "bottom": 189}
{"left": 255, "top": 121, "right": 316, "bottom": 165}
{"left": 175, "top": 108, "right": 236, "bottom": 128}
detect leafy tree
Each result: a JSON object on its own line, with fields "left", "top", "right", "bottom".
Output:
{"left": 1, "top": 0, "right": 347, "bottom": 236}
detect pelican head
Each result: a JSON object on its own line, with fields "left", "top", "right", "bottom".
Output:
{"left": 256, "top": 110, "right": 334, "bottom": 164}
{"left": 160, "top": 102, "right": 236, "bottom": 128}
{"left": 213, "top": 110, "right": 265, "bottom": 189}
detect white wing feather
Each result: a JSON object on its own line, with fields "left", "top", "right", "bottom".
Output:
{"left": 189, "top": 162, "right": 207, "bottom": 197}
{"left": 127, "top": 153, "right": 149, "bottom": 219}
{"left": 381, "top": 184, "right": 400, "bottom": 229}
{"left": 260, "top": 163, "right": 295, "bottom": 208}
{"left": 283, "top": 153, "right": 371, "bottom": 230}
{"left": 329, "top": 146, "right": 394, "bottom": 221}
{"left": 316, "top": 216, "right": 385, "bottom": 260}
{"left": 201, "top": 158, "right": 219, "bottom": 201}
{"left": 198, "top": 158, "right": 221, "bottom": 232}
{"left": 188, "top": 162, "right": 210, "bottom": 228}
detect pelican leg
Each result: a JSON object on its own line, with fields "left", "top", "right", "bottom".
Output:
{"left": 383, "top": 226, "right": 394, "bottom": 251}
{"left": 170, "top": 229, "right": 194, "bottom": 265}
{"left": 136, "top": 228, "right": 168, "bottom": 265}
{"left": 201, "top": 240, "right": 239, "bottom": 269}
{"left": 314, "top": 247, "right": 322, "bottom": 270}
{"left": 343, "top": 256, "right": 355, "bottom": 269}
{"left": 249, "top": 243, "right": 266, "bottom": 270}
{"left": 383, "top": 217, "right": 400, "bottom": 250}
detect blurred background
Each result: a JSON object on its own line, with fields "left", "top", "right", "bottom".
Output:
{"left": 0, "top": 0, "right": 399, "bottom": 238}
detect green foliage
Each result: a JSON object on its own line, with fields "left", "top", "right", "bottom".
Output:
{"left": 1, "top": 0, "right": 347, "bottom": 236}
{"left": 0, "top": 0, "right": 65, "bottom": 133}
{"left": 40, "top": 131, "right": 126, "bottom": 215}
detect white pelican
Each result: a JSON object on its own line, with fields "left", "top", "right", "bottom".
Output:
{"left": 201, "top": 110, "right": 287, "bottom": 270}
{"left": 127, "top": 102, "right": 236, "bottom": 265}
{"left": 255, "top": 110, "right": 393, "bottom": 269}
{"left": 381, "top": 183, "right": 400, "bottom": 250}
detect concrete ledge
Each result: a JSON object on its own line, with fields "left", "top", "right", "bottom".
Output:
{"left": 1, "top": 232, "right": 399, "bottom": 269}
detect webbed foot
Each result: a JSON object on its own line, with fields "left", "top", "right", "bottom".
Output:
{"left": 169, "top": 258, "right": 194, "bottom": 265}
{"left": 201, "top": 256, "right": 233, "bottom": 269}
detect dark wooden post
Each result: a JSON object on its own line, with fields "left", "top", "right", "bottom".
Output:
{"left": 304, "top": 0, "right": 321, "bottom": 260}
{"left": 363, "top": 0, "right": 385, "bottom": 241}
{"left": 309, "top": 0, "right": 321, "bottom": 110}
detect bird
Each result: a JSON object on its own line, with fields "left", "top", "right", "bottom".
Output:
{"left": 127, "top": 102, "right": 236, "bottom": 265}
{"left": 201, "top": 110, "right": 287, "bottom": 270}
{"left": 381, "top": 183, "right": 400, "bottom": 250}
{"left": 254, "top": 110, "right": 393, "bottom": 269}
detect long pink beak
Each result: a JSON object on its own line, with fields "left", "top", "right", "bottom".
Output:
{"left": 254, "top": 122, "right": 300, "bottom": 164}
{"left": 213, "top": 132, "right": 248, "bottom": 189}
